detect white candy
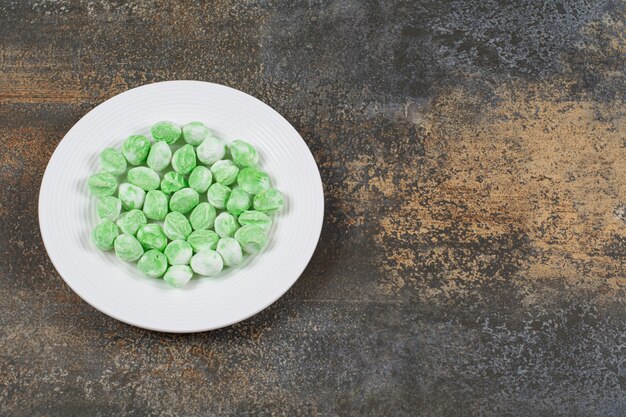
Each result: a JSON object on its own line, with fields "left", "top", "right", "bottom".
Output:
{"left": 118, "top": 183, "right": 146, "bottom": 210}
{"left": 216, "top": 237, "right": 243, "bottom": 267}
{"left": 182, "top": 121, "right": 212, "bottom": 146}
{"left": 164, "top": 265, "right": 193, "bottom": 288}
{"left": 190, "top": 250, "right": 223, "bottom": 276}
{"left": 196, "top": 136, "right": 226, "bottom": 165}
{"left": 164, "top": 240, "right": 193, "bottom": 265}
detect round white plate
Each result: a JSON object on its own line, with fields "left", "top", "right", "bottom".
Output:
{"left": 39, "top": 81, "right": 324, "bottom": 333}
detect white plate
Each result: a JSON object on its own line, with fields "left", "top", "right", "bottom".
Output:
{"left": 39, "top": 81, "right": 324, "bottom": 333}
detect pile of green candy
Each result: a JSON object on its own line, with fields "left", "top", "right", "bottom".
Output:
{"left": 88, "top": 121, "right": 284, "bottom": 288}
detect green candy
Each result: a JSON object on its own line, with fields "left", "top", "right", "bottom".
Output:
{"left": 136, "top": 223, "right": 167, "bottom": 251}
{"left": 190, "top": 250, "right": 223, "bottom": 276}
{"left": 151, "top": 121, "right": 181, "bottom": 144}
{"left": 171, "top": 144, "right": 197, "bottom": 175}
{"left": 210, "top": 160, "right": 239, "bottom": 185}
{"left": 163, "top": 212, "right": 192, "bottom": 240}
{"left": 187, "top": 230, "right": 219, "bottom": 253}
{"left": 142, "top": 190, "right": 168, "bottom": 221}
{"left": 121, "top": 135, "right": 150, "bottom": 165}
{"left": 169, "top": 188, "right": 199, "bottom": 214}
{"left": 97, "top": 196, "right": 122, "bottom": 221}
{"left": 127, "top": 167, "right": 160, "bottom": 191}
{"left": 114, "top": 233, "right": 144, "bottom": 262}
{"left": 253, "top": 188, "right": 284, "bottom": 213}
{"left": 147, "top": 141, "right": 172, "bottom": 172}
{"left": 115, "top": 209, "right": 147, "bottom": 235}
{"left": 188, "top": 166, "right": 212, "bottom": 193}
{"left": 230, "top": 140, "right": 258, "bottom": 168}
{"left": 164, "top": 240, "right": 193, "bottom": 265}
{"left": 118, "top": 183, "right": 146, "bottom": 210}
{"left": 160, "top": 172, "right": 187, "bottom": 195}
{"left": 164, "top": 265, "right": 193, "bottom": 288}
{"left": 196, "top": 136, "right": 226, "bottom": 165}
{"left": 206, "top": 183, "right": 231, "bottom": 209}
{"left": 137, "top": 249, "right": 168, "bottom": 277}
{"left": 189, "top": 202, "right": 216, "bottom": 230}
{"left": 182, "top": 121, "right": 212, "bottom": 146}
{"left": 88, "top": 172, "right": 117, "bottom": 197}
{"left": 226, "top": 187, "right": 251, "bottom": 216}
{"left": 237, "top": 167, "right": 270, "bottom": 195}
{"left": 89, "top": 122, "right": 283, "bottom": 284}
{"left": 237, "top": 210, "right": 272, "bottom": 231}
{"left": 100, "top": 148, "right": 127, "bottom": 175}
{"left": 234, "top": 225, "right": 267, "bottom": 254}
{"left": 92, "top": 221, "right": 119, "bottom": 250}
{"left": 214, "top": 212, "right": 239, "bottom": 238}
{"left": 216, "top": 237, "right": 243, "bottom": 267}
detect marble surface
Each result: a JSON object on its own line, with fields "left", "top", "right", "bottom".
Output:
{"left": 0, "top": 1, "right": 624, "bottom": 415}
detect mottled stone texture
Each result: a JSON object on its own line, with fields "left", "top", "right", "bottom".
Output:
{"left": 0, "top": 1, "right": 624, "bottom": 416}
